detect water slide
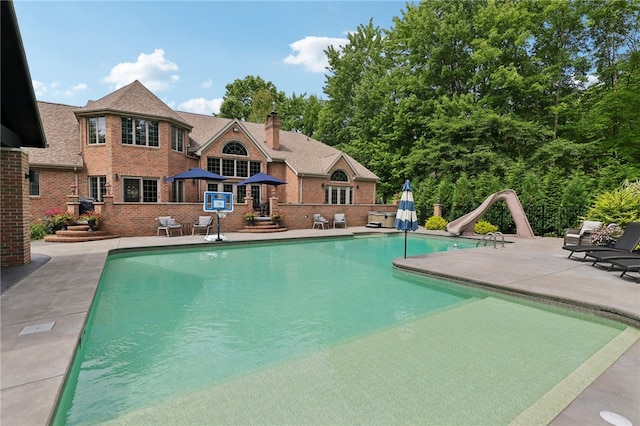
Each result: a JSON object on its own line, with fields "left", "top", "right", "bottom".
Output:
{"left": 446, "top": 189, "right": 535, "bottom": 238}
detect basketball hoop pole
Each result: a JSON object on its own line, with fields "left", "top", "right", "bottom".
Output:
{"left": 215, "top": 209, "right": 223, "bottom": 242}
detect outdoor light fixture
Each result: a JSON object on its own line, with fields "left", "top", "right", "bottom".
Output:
{"left": 24, "top": 172, "right": 30, "bottom": 180}
{"left": 233, "top": 127, "right": 240, "bottom": 133}
{"left": 113, "top": 173, "right": 119, "bottom": 181}
{"left": 321, "top": 183, "right": 325, "bottom": 188}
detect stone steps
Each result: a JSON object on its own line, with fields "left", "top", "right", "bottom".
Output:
{"left": 237, "top": 223, "right": 288, "bottom": 233}
{"left": 43, "top": 224, "right": 119, "bottom": 243}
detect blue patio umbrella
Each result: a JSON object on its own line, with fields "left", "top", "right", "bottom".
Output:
{"left": 165, "top": 168, "right": 226, "bottom": 182}
{"left": 237, "top": 172, "right": 286, "bottom": 186}
{"left": 394, "top": 179, "right": 419, "bottom": 258}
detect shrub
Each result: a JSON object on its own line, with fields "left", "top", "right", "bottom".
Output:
{"left": 474, "top": 220, "right": 498, "bottom": 234}
{"left": 585, "top": 180, "right": 640, "bottom": 227}
{"left": 30, "top": 223, "right": 47, "bottom": 241}
{"left": 425, "top": 216, "right": 448, "bottom": 230}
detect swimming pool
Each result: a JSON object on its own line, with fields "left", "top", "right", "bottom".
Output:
{"left": 54, "top": 234, "right": 632, "bottom": 425}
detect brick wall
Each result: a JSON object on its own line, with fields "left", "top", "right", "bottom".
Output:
{"left": 94, "top": 195, "right": 397, "bottom": 237}
{"left": 30, "top": 168, "right": 77, "bottom": 221}
{"left": 1, "top": 149, "right": 31, "bottom": 266}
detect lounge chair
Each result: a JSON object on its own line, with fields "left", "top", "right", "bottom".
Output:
{"left": 563, "top": 220, "right": 602, "bottom": 246}
{"left": 156, "top": 216, "right": 183, "bottom": 237}
{"left": 192, "top": 215, "right": 213, "bottom": 235}
{"left": 313, "top": 214, "right": 330, "bottom": 229}
{"left": 607, "top": 257, "right": 640, "bottom": 283}
{"left": 562, "top": 222, "right": 640, "bottom": 260}
{"left": 588, "top": 251, "right": 640, "bottom": 268}
{"left": 333, "top": 213, "right": 347, "bottom": 229}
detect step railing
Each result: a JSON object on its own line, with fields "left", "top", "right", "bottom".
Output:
{"left": 476, "top": 232, "right": 505, "bottom": 249}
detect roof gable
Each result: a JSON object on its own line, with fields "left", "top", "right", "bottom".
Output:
{"left": 75, "top": 80, "right": 191, "bottom": 128}
{"left": 191, "top": 119, "right": 272, "bottom": 161}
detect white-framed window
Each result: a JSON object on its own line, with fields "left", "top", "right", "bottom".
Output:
{"left": 123, "top": 177, "right": 159, "bottom": 202}
{"left": 88, "top": 176, "right": 107, "bottom": 202}
{"left": 222, "top": 141, "right": 247, "bottom": 155}
{"left": 330, "top": 170, "right": 349, "bottom": 182}
{"left": 88, "top": 117, "right": 106, "bottom": 144}
{"left": 325, "top": 186, "right": 353, "bottom": 204}
{"left": 121, "top": 117, "right": 159, "bottom": 147}
{"left": 171, "top": 126, "right": 184, "bottom": 152}
{"left": 207, "top": 157, "right": 260, "bottom": 178}
{"left": 172, "top": 180, "right": 184, "bottom": 202}
{"left": 28, "top": 170, "right": 40, "bottom": 196}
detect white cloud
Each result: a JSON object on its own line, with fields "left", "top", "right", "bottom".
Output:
{"left": 586, "top": 74, "right": 599, "bottom": 87}
{"left": 32, "top": 80, "right": 89, "bottom": 99}
{"left": 32, "top": 80, "right": 47, "bottom": 96}
{"left": 178, "top": 97, "right": 223, "bottom": 115}
{"left": 61, "top": 83, "right": 89, "bottom": 97}
{"left": 102, "top": 49, "right": 179, "bottom": 91}
{"left": 201, "top": 78, "right": 213, "bottom": 89}
{"left": 283, "top": 36, "right": 348, "bottom": 73}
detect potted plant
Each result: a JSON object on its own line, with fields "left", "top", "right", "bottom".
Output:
{"left": 244, "top": 212, "right": 257, "bottom": 226}
{"left": 57, "top": 212, "right": 77, "bottom": 230}
{"left": 80, "top": 211, "right": 104, "bottom": 231}
{"left": 271, "top": 212, "right": 284, "bottom": 226}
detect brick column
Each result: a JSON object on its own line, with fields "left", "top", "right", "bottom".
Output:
{"left": 1, "top": 148, "right": 31, "bottom": 266}
{"left": 269, "top": 188, "right": 278, "bottom": 217}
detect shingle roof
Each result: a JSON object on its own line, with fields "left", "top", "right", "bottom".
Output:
{"left": 179, "top": 113, "right": 378, "bottom": 180}
{"left": 24, "top": 101, "right": 82, "bottom": 168}
{"left": 76, "top": 80, "right": 190, "bottom": 128}
{"left": 175, "top": 111, "right": 231, "bottom": 151}
{"left": 29, "top": 82, "right": 378, "bottom": 181}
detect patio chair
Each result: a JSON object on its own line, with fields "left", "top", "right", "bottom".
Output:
{"left": 156, "top": 216, "right": 183, "bottom": 237}
{"left": 562, "top": 222, "right": 640, "bottom": 261}
{"left": 313, "top": 214, "right": 330, "bottom": 230}
{"left": 333, "top": 213, "right": 347, "bottom": 229}
{"left": 563, "top": 220, "right": 602, "bottom": 246}
{"left": 192, "top": 215, "right": 213, "bottom": 235}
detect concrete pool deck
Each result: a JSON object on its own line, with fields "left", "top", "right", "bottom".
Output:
{"left": 1, "top": 228, "right": 638, "bottom": 425}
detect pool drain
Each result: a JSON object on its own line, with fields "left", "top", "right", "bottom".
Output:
{"left": 600, "top": 411, "right": 632, "bottom": 426}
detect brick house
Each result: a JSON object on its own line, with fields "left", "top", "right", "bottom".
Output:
{"left": 25, "top": 80, "right": 394, "bottom": 236}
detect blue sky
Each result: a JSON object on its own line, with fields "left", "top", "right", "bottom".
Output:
{"left": 14, "top": 1, "right": 409, "bottom": 115}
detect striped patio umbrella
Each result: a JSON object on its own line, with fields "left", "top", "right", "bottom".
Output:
{"left": 394, "top": 179, "right": 419, "bottom": 258}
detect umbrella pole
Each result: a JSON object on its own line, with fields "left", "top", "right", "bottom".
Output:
{"left": 404, "top": 230, "right": 407, "bottom": 258}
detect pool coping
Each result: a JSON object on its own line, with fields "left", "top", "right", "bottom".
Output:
{"left": 1, "top": 227, "right": 638, "bottom": 425}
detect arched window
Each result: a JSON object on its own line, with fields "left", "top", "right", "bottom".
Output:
{"left": 222, "top": 141, "right": 248, "bottom": 156}
{"left": 330, "top": 170, "right": 349, "bottom": 182}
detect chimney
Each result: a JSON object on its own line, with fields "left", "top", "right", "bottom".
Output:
{"left": 265, "top": 111, "right": 280, "bottom": 150}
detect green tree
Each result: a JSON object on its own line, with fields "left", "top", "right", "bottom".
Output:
{"left": 218, "top": 76, "right": 286, "bottom": 121}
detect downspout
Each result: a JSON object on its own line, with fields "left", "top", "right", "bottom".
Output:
{"left": 299, "top": 178, "right": 303, "bottom": 204}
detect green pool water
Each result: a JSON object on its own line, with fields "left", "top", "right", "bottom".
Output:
{"left": 54, "top": 235, "right": 631, "bottom": 425}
